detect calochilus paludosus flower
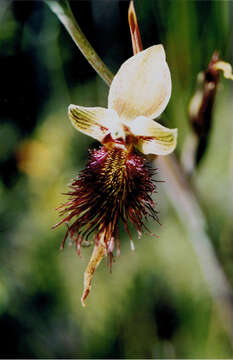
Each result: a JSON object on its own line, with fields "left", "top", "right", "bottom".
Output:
{"left": 54, "top": 44, "right": 178, "bottom": 306}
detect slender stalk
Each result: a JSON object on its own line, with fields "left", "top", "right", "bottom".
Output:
{"left": 45, "top": 0, "right": 113, "bottom": 85}
{"left": 46, "top": 0, "right": 233, "bottom": 343}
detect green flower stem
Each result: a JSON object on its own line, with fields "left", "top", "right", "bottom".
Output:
{"left": 45, "top": 0, "right": 114, "bottom": 86}
{"left": 46, "top": 0, "right": 233, "bottom": 344}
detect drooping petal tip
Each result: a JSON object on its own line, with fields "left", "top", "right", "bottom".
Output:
{"left": 81, "top": 241, "right": 106, "bottom": 307}
{"left": 55, "top": 145, "right": 159, "bottom": 304}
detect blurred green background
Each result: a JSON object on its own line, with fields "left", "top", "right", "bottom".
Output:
{"left": 0, "top": 0, "right": 233, "bottom": 358}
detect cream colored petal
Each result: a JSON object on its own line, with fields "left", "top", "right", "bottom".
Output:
{"left": 68, "top": 105, "right": 119, "bottom": 142}
{"left": 130, "top": 116, "right": 177, "bottom": 155}
{"left": 108, "top": 45, "right": 171, "bottom": 121}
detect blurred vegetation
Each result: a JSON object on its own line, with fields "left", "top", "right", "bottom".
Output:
{"left": 0, "top": 0, "right": 233, "bottom": 358}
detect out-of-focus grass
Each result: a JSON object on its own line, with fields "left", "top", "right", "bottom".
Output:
{"left": 0, "top": 0, "right": 232, "bottom": 358}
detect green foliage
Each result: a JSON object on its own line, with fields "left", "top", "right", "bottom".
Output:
{"left": 0, "top": 0, "right": 232, "bottom": 358}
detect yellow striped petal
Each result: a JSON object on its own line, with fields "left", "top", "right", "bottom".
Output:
{"left": 130, "top": 116, "right": 177, "bottom": 155}
{"left": 68, "top": 105, "right": 120, "bottom": 142}
{"left": 108, "top": 45, "right": 171, "bottom": 121}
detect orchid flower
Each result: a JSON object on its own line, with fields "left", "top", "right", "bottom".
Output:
{"left": 54, "top": 44, "right": 177, "bottom": 306}
{"left": 69, "top": 45, "right": 176, "bottom": 155}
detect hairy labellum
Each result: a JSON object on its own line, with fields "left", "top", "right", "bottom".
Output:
{"left": 54, "top": 145, "right": 159, "bottom": 259}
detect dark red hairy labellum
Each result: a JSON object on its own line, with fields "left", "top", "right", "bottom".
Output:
{"left": 54, "top": 145, "right": 159, "bottom": 258}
